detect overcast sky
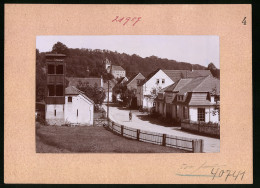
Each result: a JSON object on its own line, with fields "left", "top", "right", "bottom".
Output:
{"left": 36, "top": 35, "right": 219, "bottom": 68}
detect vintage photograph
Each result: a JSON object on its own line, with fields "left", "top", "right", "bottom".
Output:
{"left": 35, "top": 35, "right": 220, "bottom": 153}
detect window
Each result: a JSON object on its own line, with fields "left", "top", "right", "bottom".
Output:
{"left": 48, "top": 64, "right": 55, "bottom": 74}
{"left": 162, "top": 79, "right": 165, "bottom": 84}
{"left": 56, "top": 65, "right": 63, "bottom": 74}
{"left": 156, "top": 79, "right": 159, "bottom": 84}
{"left": 77, "top": 109, "right": 78, "bottom": 117}
{"left": 198, "top": 108, "right": 205, "bottom": 122}
{"left": 54, "top": 109, "right": 56, "bottom": 116}
{"left": 56, "top": 85, "right": 63, "bottom": 96}
{"left": 68, "top": 96, "right": 72, "bottom": 102}
{"left": 48, "top": 85, "right": 55, "bottom": 96}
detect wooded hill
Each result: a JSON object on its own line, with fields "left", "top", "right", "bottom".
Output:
{"left": 36, "top": 42, "right": 220, "bottom": 101}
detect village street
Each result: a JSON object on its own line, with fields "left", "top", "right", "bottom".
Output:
{"left": 102, "top": 103, "right": 220, "bottom": 153}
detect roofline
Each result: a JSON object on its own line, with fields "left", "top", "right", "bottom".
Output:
{"left": 126, "top": 73, "right": 143, "bottom": 86}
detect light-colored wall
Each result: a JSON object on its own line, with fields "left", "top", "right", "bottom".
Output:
{"left": 112, "top": 70, "right": 126, "bottom": 78}
{"left": 143, "top": 70, "right": 174, "bottom": 96}
{"left": 45, "top": 104, "right": 65, "bottom": 125}
{"left": 189, "top": 106, "right": 219, "bottom": 123}
{"left": 140, "top": 70, "right": 174, "bottom": 109}
{"left": 104, "top": 91, "right": 113, "bottom": 102}
{"left": 64, "top": 95, "right": 94, "bottom": 125}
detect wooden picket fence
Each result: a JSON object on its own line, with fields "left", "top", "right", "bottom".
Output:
{"left": 105, "top": 120, "right": 203, "bottom": 153}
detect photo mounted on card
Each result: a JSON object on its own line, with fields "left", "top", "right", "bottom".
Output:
{"left": 36, "top": 35, "right": 219, "bottom": 153}
{"left": 5, "top": 4, "right": 252, "bottom": 184}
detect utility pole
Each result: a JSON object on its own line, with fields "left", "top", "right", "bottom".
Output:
{"left": 107, "top": 80, "right": 110, "bottom": 124}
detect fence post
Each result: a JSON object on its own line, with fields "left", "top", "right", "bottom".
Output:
{"left": 121, "top": 125, "right": 124, "bottom": 136}
{"left": 162, "top": 134, "right": 166, "bottom": 146}
{"left": 193, "top": 139, "right": 203, "bottom": 153}
{"left": 112, "top": 121, "right": 114, "bottom": 131}
{"left": 137, "top": 129, "right": 140, "bottom": 141}
{"left": 192, "top": 140, "right": 194, "bottom": 153}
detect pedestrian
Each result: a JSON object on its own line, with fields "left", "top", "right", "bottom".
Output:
{"left": 129, "top": 111, "right": 132, "bottom": 122}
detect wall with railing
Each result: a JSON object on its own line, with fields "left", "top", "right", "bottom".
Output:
{"left": 105, "top": 120, "right": 204, "bottom": 153}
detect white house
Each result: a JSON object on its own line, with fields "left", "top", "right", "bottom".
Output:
{"left": 110, "top": 65, "right": 126, "bottom": 79}
{"left": 64, "top": 86, "right": 94, "bottom": 126}
{"left": 136, "top": 69, "right": 174, "bottom": 109}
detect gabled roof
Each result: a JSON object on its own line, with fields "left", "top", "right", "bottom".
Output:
{"left": 65, "top": 86, "right": 84, "bottom": 95}
{"left": 178, "top": 77, "right": 207, "bottom": 95}
{"left": 177, "top": 75, "right": 220, "bottom": 95}
{"left": 65, "top": 86, "right": 94, "bottom": 104}
{"left": 164, "top": 78, "right": 193, "bottom": 92}
{"left": 187, "top": 70, "right": 212, "bottom": 78}
{"left": 162, "top": 70, "right": 189, "bottom": 82}
{"left": 138, "top": 68, "right": 161, "bottom": 86}
{"left": 66, "top": 77, "right": 102, "bottom": 87}
{"left": 111, "top": 65, "right": 125, "bottom": 71}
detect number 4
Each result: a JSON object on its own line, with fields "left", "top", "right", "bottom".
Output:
{"left": 242, "top": 17, "right": 246, "bottom": 25}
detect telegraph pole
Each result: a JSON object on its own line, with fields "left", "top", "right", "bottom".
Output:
{"left": 107, "top": 80, "right": 110, "bottom": 124}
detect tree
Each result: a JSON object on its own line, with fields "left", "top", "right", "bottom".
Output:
{"left": 76, "top": 81, "right": 106, "bottom": 105}
{"left": 207, "top": 62, "right": 220, "bottom": 79}
{"left": 51, "top": 42, "right": 69, "bottom": 55}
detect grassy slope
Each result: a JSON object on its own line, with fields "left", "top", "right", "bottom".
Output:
{"left": 36, "top": 125, "right": 189, "bottom": 153}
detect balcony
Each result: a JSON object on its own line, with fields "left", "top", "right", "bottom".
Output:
{"left": 47, "top": 75, "right": 64, "bottom": 84}
{"left": 45, "top": 96, "right": 65, "bottom": 104}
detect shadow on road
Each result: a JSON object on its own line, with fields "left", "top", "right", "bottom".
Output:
{"left": 135, "top": 114, "right": 180, "bottom": 128}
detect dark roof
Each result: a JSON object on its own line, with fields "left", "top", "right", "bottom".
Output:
{"left": 162, "top": 70, "right": 189, "bottom": 82}
{"left": 187, "top": 70, "right": 212, "bottom": 78}
{"left": 125, "top": 73, "right": 139, "bottom": 85}
{"left": 65, "top": 86, "right": 83, "bottom": 95}
{"left": 178, "top": 77, "right": 207, "bottom": 95}
{"left": 111, "top": 65, "right": 125, "bottom": 71}
{"left": 66, "top": 77, "right": 102, "bottom": 87}
{"left": 65, "top": 86, "right": 94, "bottom": 104}
{"left": 164, "top": 78, "right": 193, "bottom": 92}
{"left": 138, "top": 68, "right": 161, "bottom": 86}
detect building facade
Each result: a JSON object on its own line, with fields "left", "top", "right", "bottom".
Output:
{"left": 45, "top": 54, "right": 66, "bottom": 125}
{"left": 155, "top": 75, "right": 220, "bottom": 124}
{"left": 64, "top": 86, "right": 94, "bottom": 125}
{"left": 136, "top": 69, "right": 174, "bottom": 109}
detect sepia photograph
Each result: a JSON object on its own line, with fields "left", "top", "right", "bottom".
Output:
{"left": 35, "top": 35, "right": 220, "bottom": 153}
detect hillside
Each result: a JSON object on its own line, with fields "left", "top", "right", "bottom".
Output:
{"left": 36, "top": 46, "right": 220, "bottom": 101}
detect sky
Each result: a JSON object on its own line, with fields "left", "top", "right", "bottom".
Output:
{"left": 36, "top": 35, "right": 219, "bottom": 68}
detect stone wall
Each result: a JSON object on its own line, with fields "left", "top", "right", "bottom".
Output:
{"left": 181, "top": 122, "right": 220, "bottom": 138}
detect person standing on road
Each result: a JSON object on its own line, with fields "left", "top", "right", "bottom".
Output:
{"left": 129, "top": 111, "right": 132, "bottom": 122}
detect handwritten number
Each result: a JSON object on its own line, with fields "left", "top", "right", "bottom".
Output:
{"left": 242, "top": 17, "right": 246, "bottom": 25}
{"left": 112, "top": 16, "right": 142, "bottom": 26}
{"left": 112, "top": 16, "right": 118, "bottom": 22}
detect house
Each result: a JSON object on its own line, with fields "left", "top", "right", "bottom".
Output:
{"left": 136, "top": 69, "right": 174, "bottom": 110}
{"left": 64, "top": 86, "right": 94, "bottom": 125}
{"left": 155, "top": 75, "right": 220, "bottom": 124}
{"left": 110, "top": 65, "right": 126, "bottom": 79}
{"left": 125, "top": 73, "right": 145, "bottom": 91}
